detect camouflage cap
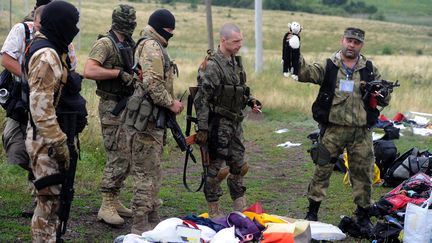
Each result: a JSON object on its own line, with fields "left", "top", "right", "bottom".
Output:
{"left": 112, "top": 4, "right": 137, "bottom": 36}
{"left": 344, "top": 27, "right": 365, "bottom": 42}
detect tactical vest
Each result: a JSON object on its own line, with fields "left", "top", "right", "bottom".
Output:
{"left": 95, "top": 30, "right": 134, "bottom": 100}
{"left": 123, "top": 36, "right": 177, "bottom": 131}
{"left": 201, "top": 50, "right": 249, "bottom": 122}
{"left": 311, "top": 58, "right": 376, "bottom": 127}
{"left": 135, "top": 36, "right": 178, "bottom": 81}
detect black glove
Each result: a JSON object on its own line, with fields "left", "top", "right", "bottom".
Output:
{"left": 118, "top": 70, "right": 134, "bottom": 86}
{"left": 195, "top": 130, "right": 208, "bottom": 146}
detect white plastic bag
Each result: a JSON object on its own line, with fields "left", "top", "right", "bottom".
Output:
{"left": 403, "top": 195, "right": 432, "bottom": 243}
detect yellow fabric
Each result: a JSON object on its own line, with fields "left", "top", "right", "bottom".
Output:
{"left": 243, "top": 212, "right": 287, "bottom": 225}
{"left": 342, "top": 151, "right": 382, "bottom": 185}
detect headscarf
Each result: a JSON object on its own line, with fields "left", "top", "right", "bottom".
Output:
{"left": 112, "top": 4, "right": 137, "bottom": 37}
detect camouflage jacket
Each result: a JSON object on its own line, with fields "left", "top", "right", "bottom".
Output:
{"left": 194, "top": 49, "right": 252, "bottom": 131}
{"left": 298, "top": 51, "right": 390, "bottom": 127}
{"left": 134, "top": 26, "right": 175, "bottom": 108}
{"left": 27, "top": 33, "right": 67, "bottom": 145}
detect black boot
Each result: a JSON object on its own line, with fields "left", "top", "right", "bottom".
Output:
{"left": 355, "top": 206, "right": 374, "bottom": 239}
{"left": 305, "top": 198, "right": 321, "bottom": 221}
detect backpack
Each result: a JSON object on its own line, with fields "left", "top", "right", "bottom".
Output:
{"left": 0, "top": 22, "right": 32, "bottom": 124}
{"left": 374, "top": 139, "right": 398, "bottom": 176}
{"left": 384, "top": 148, "right": 432, "bottom": 186}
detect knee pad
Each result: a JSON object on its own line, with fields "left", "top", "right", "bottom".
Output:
{"left": 230, "top": 162, "right": 249, "bottom": 176}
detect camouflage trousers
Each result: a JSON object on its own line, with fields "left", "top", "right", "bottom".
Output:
{"left": 120, "top": 123, "right": 163, "bottom": 223}
{"left": 98, "top": 98, "right": 131, "bottom": 194}
{"left": 205, "top": 116, "right": 246, "bottom": 202}
{"left": 25, "top": 128, "right": 63, "bottom": 242}
{"left": 308, "top": 125, "right": 374, "bottom": 208}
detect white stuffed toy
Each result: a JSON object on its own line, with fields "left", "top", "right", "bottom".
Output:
{"left": 282, "top": 21, "right": 302, "bottom": 80}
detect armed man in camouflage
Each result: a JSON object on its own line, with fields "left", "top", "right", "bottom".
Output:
{"left": 194, "top": 23, "right": 262, "bottom": 218}
{"left": 121, "top": 8, "right": 183, "bottom": 234}
{"left": 291, "top": 27, "right": 391, "bottom": 236}
{"left": 83, "top": 4, "right": 136, "bottom": 226}
{"left": 25, "top": 1, "right": 79, "bottom": 241}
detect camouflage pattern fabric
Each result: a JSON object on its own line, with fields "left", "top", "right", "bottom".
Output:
{"left": 111, "top": 4, "right": 136, "bottom": 37}
{"left": 204, "top": 116, "right": 246, "bottom": 202}
{"left": 25, "top": 34, "right": 67, "bottom": 242}
{"left": 121, "top": 124, "right": 164, "bottom": 223}
{"left": 297, "top": 51, "right": 388, "bottom": 127}
{"left": 88, "top": 37, "right": 119, "bottom": 69}
{"left": 194, "top": 49, "right": 252, "bottom": 202}
{"left": 98, "top": 99, "right": 130, "bottom": 193}
{"left": 88, "top": 31, "right": 132, "bottom": 194}
{"left": 307, "top": 125, "right": 374, "bottom": 208}
{"left": 126, "top": 25, "right": 175, "bottom": 230}
{"left": 134, "top": 26, "right": 174, "bottom": 106}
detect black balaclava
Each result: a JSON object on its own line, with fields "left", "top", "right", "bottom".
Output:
{"left": 40, "top": 1, "right": 79, "bottom": 54}
{"left": 148, "top": 9, "right": 175, "bottom": 41}
{"left": 36, "top": 0, "right": 51, "bottom": 8}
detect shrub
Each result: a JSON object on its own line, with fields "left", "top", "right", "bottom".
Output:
{"left": 382, "top": 46, "right": 393, "bottom": 55}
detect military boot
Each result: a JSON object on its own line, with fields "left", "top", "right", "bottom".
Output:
{"left": 112, "top": 197, "right": 133, "bottom": 218}
{"left": 131, "top": 214, "right": 152, "bottom": 235}
{"left": 304, "top": 198, "right": 321, "bottom": 221}
{"left": 355, "top": 206, "right": 373, "bottom": 239}
{"left": 233, "top": 196, "right": 247, "bottom": 212}
{"left": 208, "top": 201, "right": 225, "bottom": 219}
{"left": 97, "top": 193, "right": 124, "bottom": 225}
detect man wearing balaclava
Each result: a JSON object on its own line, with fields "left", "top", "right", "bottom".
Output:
{"left": 83, "top": 4, "right": 137, "bottom": 226}
{"left": 124, "top": 8, "right": 183, "bottom": 234}
{"left": 25, "top": 1, "right": 79, "bottom": 241}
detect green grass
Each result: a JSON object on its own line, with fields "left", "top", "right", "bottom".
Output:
{"left": 1, "top": 0, "right": 432, "bottom": 241}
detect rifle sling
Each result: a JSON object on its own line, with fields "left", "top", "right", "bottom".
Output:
{"left": 33, "top": 173, "right": 64, "bottom": 190}
{"left": 182, "top": 93, "right": 206, "bottom": 192}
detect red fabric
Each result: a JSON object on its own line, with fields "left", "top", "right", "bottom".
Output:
{"left": 243, "top": 202, "right": 265, "bottom": 214}
{"left": 385, "top": 194, "right": 426, "bottom": 211}
{"left": 392, "top": 112, "right": 406, "bottom": 122}
{"left": 369, "top": 96, "right": 378, "bottom": 109}
{"left": 379, "top": 114, "right": 389, "bottom": 122}
{"left": 261, "top": 232, "right": 294, "bottom": 243}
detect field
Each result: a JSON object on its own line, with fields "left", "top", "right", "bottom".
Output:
{"left": 1, "top": 0, "right": 432, "bottom": 242}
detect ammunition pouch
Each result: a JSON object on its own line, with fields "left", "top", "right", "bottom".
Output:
{"left": 213, "top": 106, "right": 245, "bottom": 122}
{"left": 211, "top": 84, "right": 248, "bottom": 122}
{"left": 134, "top": 98, "right": 153, "bottom": 131}
{"left": 124, "top": 95, "right": 142, "bottom": 126}
{"left": 315, "top": 143, "right": 338, "bottom": 166}
{"left": 96, "top": 77, "right": 133, "bottom": 100}
{"left": 309, "top": 142, "right": 319, "bottom": 164}
{"left": 124, "top": 87, "right": 154, "bottom": 131}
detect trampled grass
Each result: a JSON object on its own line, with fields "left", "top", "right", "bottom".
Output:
{"left": 0, "top": 0, "right": 432, "bottom": 241}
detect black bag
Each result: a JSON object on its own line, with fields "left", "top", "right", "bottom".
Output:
{"left": 374, "top": 140, "right": 398, "bottom": 176}
{"left": 381, "top": 123, "right": 400, "bottom": 140}
{"left": 372, "top": 221, "right": 402, "bottom": 243}
{"left": 56, "top": 71, "right": 88, "bottom": 134}
{"left": 384, "top": 147, "right": 432, "bottom": 186}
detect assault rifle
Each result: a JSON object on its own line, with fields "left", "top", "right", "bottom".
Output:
{"left": 56, "top": 112, "right": 79, "bottom": 243}
{"left": 363, "top": 79, "right": 400, "bottom": 102}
